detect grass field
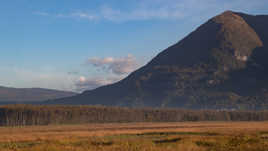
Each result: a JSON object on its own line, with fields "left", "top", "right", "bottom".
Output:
{"left": 1, "top": 122, "right": 268, "bottom": 151}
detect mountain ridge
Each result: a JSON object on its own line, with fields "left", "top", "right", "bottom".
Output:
{"left": 48, "top": 11, "right": 268, "bottom": 110}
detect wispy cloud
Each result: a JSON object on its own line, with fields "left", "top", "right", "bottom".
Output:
{"left": 33, "top": 11, "right": 49, "bottom": 16}
{"left": 33, "top": 1, "right": 186, "bottom": 22}
{"left": 56, "top": 11, "right": 98, "bottom": 21}
{"left": 70, "top": 12, "right": 97, "bottom": 20}
{"left": 34, "top": 0, "right": 268, "bottom": 22}
{"left": 34, "top": 8, "right": 183, "bottom": 22}
{"left": 87, "top": 54, "right": 139, "bottom": 75}
{"left": 99, "top": 5, "right": 184, "bottom": 22}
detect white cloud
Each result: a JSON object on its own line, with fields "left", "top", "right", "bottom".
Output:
{"left": 87, "top": 54, "right": 139, "bottom": 75}
{"left": 75, "top": 76, "right": 121, "bottom": 92}
{"left": 79, "top": 76, "right": 86, "bottom": 83}
{"left": 75, "top": 54, "right": 141, "bottom": 92}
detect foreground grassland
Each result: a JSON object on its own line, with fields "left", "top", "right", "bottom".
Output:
{"left": 0, "top": 122, "right": 268, "bottom": 151}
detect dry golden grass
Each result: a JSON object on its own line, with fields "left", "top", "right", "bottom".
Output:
{"left": 0, "top": 122, "right": 268, "bottom": 151}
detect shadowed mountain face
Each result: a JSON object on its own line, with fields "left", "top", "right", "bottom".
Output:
{"left": 50, "top": 11, "right": 268, "bottom": 110}
{"left": 0, "top": 86, "right": 77, "bottom": 103}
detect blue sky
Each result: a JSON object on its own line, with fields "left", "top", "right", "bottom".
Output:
{"left": 1, "top": 0, "right": 268, "bottom": 92}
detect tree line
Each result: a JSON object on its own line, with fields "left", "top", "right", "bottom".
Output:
{"left": 0, "top": 105, "right": 268, "bottom": 126}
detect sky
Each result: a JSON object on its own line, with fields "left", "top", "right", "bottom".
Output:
{"left": 1, "top": 0, "right": 268, "bottom": 92}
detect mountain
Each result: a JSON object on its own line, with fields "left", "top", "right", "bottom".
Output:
{"left": 49, "top": 11, "right": 268, "bottom": 110}
{"left": 0, "top": 86, "right": 77, "bottom": 103}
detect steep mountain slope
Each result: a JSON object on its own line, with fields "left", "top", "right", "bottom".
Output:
{"left": 50, "top": 11, "right": 268, "bottom": 110}
{"left": 0, "top": 86, "right": 77, "bottom": 102}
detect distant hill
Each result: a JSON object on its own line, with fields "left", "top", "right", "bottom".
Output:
{"left": 0, "top": 86, "right": 77, "bottom": 103}
{"left": 49, "top": 11, "right": 268, "bottom": 110}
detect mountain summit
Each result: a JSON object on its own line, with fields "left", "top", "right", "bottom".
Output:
{"left": 50, "top": 11, "right": 268, "bottom": 110}
{"left": 148, "top": 11, "right": 262, "bottom": 69}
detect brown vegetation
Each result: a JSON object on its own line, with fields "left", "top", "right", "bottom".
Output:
{"left": 0, "top": 122, "right": 268, "bottom": 151}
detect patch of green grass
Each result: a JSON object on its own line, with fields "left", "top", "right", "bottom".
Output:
{"left": 195, "top": 141, "right": 216, "bottom": 147}
{"left": 0, "top": 141, "right": 41, "bottom": 150}
{"left": 91, "top": 141, "right": 113, "bottom": 146}
{"left": 260, "top": 131, "right": 268, "bottom": 135}
{"left": 153, "top": 137, "right": 182, "bottom": 144}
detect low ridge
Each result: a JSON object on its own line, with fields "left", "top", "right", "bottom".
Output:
{"left": 0, "top": 86, "right": 77, "bottom": 103}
